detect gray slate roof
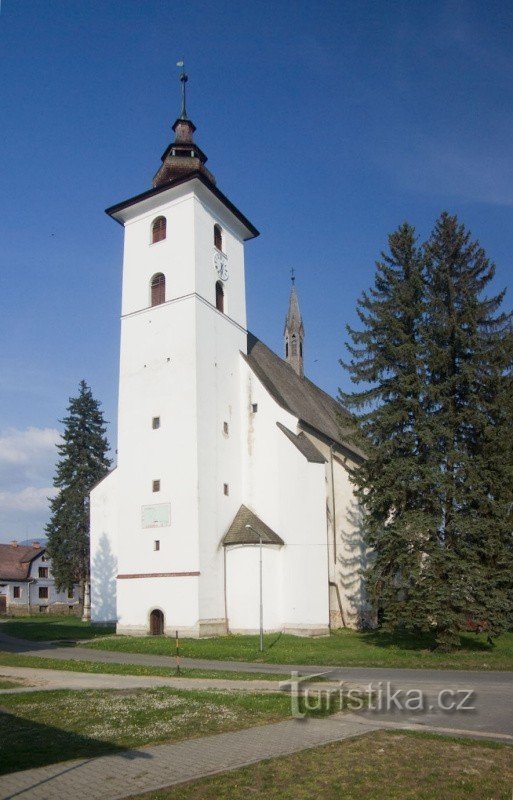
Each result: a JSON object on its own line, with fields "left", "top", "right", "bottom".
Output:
{"left": 276, "top": 423, "right": 326, "bottom": 463}
{"left": 244, "top": 333, "right": 362, "bottom": 459}
{"left": 222, "top": 505, "right": 284, "bottom": 546}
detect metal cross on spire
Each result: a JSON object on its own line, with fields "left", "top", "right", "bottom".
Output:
{"left": 176, "top": 59, "right": 188, "bottom": 119}
{"left": 290, "top": 267, "right": 296, "bottom": 285}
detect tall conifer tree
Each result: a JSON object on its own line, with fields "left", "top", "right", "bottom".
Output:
{"left": 422, "top": 213, "right": 513, "bottom": 648}
{"left": 46, "top": 380, "right": 111, "bottom": 620}
{"left": 340, "top": 223, "right": 433, "bottom": 631}
{"left": 342, "top": 213, "right": 513, "bottom": 649}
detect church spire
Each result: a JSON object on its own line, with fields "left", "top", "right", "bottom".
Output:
{"left": 284, "top": 270, "right": 305, "bottom": 377}
{"left": 152, "top": 62, "right": 216, "bottom": 189}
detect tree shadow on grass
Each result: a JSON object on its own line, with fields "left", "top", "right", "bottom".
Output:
{"left": 0, "top": 709, "right": 151, "bottom": 778}
{"left": 358, "top": 628, "right": 494, "bottom": 653}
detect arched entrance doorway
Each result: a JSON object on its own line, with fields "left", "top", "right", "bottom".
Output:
{"left": 149, "top": 608, "right": 164, "bottom": 635}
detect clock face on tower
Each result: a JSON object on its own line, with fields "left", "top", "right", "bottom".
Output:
{"left": 213, "top": 249, "right": 229, "bottom": 281}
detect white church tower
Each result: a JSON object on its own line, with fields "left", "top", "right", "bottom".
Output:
{"left": 91, "top": 69, "right": 371, "bottom": 637}
{"left": 91, "top": 67, "right": 258, "bottom": 635}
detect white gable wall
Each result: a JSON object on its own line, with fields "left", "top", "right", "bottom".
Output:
{"left": 233, "top": 358, "right": 330, "bottom": 635}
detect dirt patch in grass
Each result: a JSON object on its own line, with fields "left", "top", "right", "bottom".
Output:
{"left": 0, "top": 677, "right": 31, "bottom": 690}
{"left": 130, "top": 729, "right": 513, "bottom": 800}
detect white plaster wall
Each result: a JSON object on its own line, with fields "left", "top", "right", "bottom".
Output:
{"left": 195, "top": 298, "right": 246, "bottom": 626}
{"left": 302, "top": 432, "right": 372, "bottom": 629}
{"left": 121, "top": 190, "right": 196, "bottom": 317}
{"left": 235, "top": 360, "right": 330, "bottom": 633}
{"left": 116, "top": 576, "right": 199, "bottom": 634}
{"left": 90, "top": 469, "right": 119, "bottom": 622}
{"left": 226, "top": 546, "right": 282, "bottom": 632}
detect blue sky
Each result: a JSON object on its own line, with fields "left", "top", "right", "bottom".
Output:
{"left": 1, "top": 0, "right": 512, "bottom": 542}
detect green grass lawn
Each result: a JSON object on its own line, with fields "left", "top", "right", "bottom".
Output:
{"left": 0, "top": 686, "right": 336, "bottom": 775}
{"left": 0, "top": 651, "right": 286, "bottom": 681}
{"left": 88, "top": 628, "right": 513, "bottom": 671}
{"left": 3, "top": 616, "right": 512, "bottom": 670}
{"left": 0, "top": 615, "right": 115, "bottom": 641}
{"left": 130, "top": 730, "right": 513, "bottom": 800}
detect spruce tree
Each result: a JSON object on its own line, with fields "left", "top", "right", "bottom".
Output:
{"left": 342, "top": 213, "right": 513, "bottom": 649}
{"left": 46, "top": 380, "right": 111, "bottom": 620}
{"left": 423, "top": 212, "right": 513, "bottom": 648}
{"left": 340, "top": 222, "right": 434, "bottom": 631}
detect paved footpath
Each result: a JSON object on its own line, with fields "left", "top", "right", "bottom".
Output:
{"left": 0, "top": 713, "right": 382, "bottom": 800}
{"left": 0, "top": 664, "right": 351, "bottom": 695}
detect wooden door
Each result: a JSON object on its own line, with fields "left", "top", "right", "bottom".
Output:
{"left": 149, "top": 608, "right": 164, "bottom": 635}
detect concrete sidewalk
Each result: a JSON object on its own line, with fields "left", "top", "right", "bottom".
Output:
{"left": 0, "top": 713, "right": 381, "bottom": 800}
{"left": 0, "top": 664, "right": 354, "bottom": 695}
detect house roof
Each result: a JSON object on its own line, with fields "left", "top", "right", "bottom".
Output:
{"left": 276, "top": 423, "right": 326, "bottom": 463}
{"left": 222, "top": 505, "right": 284, "bottom": 546}
{"left": 244, "top": 334, "right": 364, "bottom": 460}
{"left": 0, "top": 544, "right": 44, "bottom": 581}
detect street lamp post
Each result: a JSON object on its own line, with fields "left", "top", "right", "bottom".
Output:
{"left": 245, "top": 524, "right": 264, "bottom": 652}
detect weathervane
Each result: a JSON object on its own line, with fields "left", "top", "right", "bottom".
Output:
{"left": 290, "top": 267, "right": 296, "bottom": 285}
{"left": 176, "top": 59, "right": 188, "bottom": 119}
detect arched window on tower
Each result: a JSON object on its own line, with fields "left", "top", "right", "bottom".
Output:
{"left": 214, "top": 224, "right": 223, "bottom": 251}
{"left": 291, "top": 334, "right": 298, "bottom": 356}
{"left": 215, "top": 280, "right": 224, "bottom": 313}
{"left": 285, "top": 339, "right": 289, "bottom": 358}
{"left": 151, "top": 273, "right": 166, "bottom": 306}
{"left": 152, "top": 216, "right": 167, "bottom": 244}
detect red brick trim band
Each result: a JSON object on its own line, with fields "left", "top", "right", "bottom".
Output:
{"left": 117, "top": 571, "right": 200, "bottom": 579}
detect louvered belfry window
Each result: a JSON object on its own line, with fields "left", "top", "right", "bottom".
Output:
{"left": 152, "top": 216, "right": 166, "bottom": 244}
{"left": 214, "top": 224, "right": 223, "bottom": 251}
{"left": 215, "top": 280, "right": 224, "bottom": 313}
{"left": 151, "top": 273, "right": 166, "bottom": 306}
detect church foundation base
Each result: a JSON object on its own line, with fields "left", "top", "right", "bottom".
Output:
{"left": 282, "top": 624, "right": 330, "bottom": 637}
{"left": 115, "top": 620, "right": 228, "bottom": 638}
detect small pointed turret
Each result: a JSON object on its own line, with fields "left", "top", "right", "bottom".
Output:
{"left": 284, "top": 271, "right": 304, "bottom": 377}
{"left": 153, "top": 62, "right": 216, "bottom": 189}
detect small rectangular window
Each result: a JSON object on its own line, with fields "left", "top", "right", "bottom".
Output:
{"left": 68, "top": 605, "right": 74, "bottom": 612}
{"left": 68, "top": 588, "right": 74, "bottom": 599}
{"left": 154, "top": 540, "right": 160, "bottom": 551}
{"left": 152, "top": 416, "right": 160, "bottom": 429}
{"left": 41, "top": 555, "right": 47, "bottom": 562}
{"left": 223, "top": 421, "right": 229, "bottom": 435}
{"left": 39, "top": 605, "right": 48, "bottom": 613}
{"left": 152, "top": 479, "right": 161, "bottom": 493}
{"left": 38, "top": 567, "right": 48, "bottom": 578}
{"left": 223, "top": 483, "right": 229, "bottom": 496}
{"left": 252, "top": 403, "right": 258, "bottom": 413}
{"left": 38, "top": 586, "right": 49, "bottom": 599}
{"left": 13, "top": 586, "right": 20, "bottom": 599}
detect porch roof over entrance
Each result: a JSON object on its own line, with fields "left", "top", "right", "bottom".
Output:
{"left": 222, "top": 505, "right": 284, "bottom": 547}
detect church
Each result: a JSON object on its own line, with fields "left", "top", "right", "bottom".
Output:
{"left": 90, "top": 72, "right": 370, "bottom": 637}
